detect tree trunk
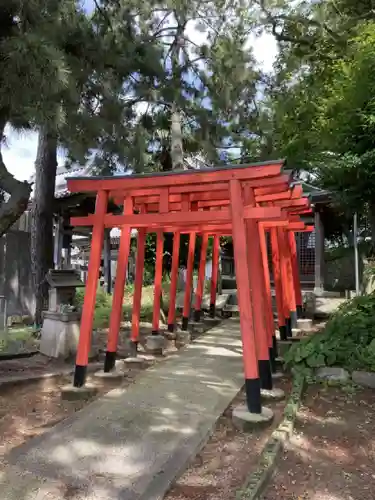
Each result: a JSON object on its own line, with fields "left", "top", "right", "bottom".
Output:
{"left": 369, "top": 203, "right": 375, "bottom": 255}
{"left": 31, "top": 126, "right": 58, "bottom": 326}
{"left": 170, "top": 102, "right": 183, "bottom": 169}
{"left": 0, "top": 114, "right": 32, "bottom": 236}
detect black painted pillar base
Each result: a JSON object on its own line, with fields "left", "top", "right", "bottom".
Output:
{"left": 73, "top": 365, "right": 87, "bottom": 388}
{"left": 194, "top": 309, "right": 201, "bottom": 322}
{"left": 258, "top": 359, "right": 273, "bottom": 390}
{"left": 245, "top": 378, "right": 262, "bottom": 414}
{"left": 181, "top": 316, "right": 189, "bottom": 331}
{"left": 269, "top": 346, "right": 277, "bottom": 373}
{"left": 209, "top": 303, "right": 215, "bottom": 318}
{"left": 296, "top": 304, "right": 303, "bottom": 318}
{"left": 286, "top": 317, "right": 292, "bottom": 337}
{"left": 104, "top": 351, "right": 116, "bottom": 373}
{"left": 129, "top": 340, "right": 138, "bottom": 357}
{"left": 279, "top": 324, "right": 287, "bottom": 341}
{"left": 167, "top": 323, "right": 174, "bottom": 333}
{"left": 151, "top": 330, "right": 159, "bottom": 336}
{"left": 272, "top": 335, "right": 279, "bottom": 358}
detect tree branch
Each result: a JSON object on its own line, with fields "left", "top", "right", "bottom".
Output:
{"left": 0, "top": 150, "right": 32, "bottom": 237}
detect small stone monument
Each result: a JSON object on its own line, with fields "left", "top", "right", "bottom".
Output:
{"left": 40, "top": 269, "right": 84, "bottom": 359}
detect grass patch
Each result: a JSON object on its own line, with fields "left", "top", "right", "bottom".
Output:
{"left": 0, "top": 326, "right": 36, "bottom": 352}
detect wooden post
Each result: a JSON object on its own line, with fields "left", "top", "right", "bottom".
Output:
{"left": 53, "top": 216, "right": 63, "bottom": 269}
{"left": 152, "top": 230, "right": 164, "bottom": 334}
{"left": 278, "top": 228, "right": 295, "bottom": 335}
{"left": 229, "top": 179, "right": 261, "bottom": 414}
{"left": 244, "top": 186, "right": 273, "bottom": 391}
{"left": 182, "top": 231, "right": 196, "bottom": 330}
{"left": 270, "top": 227, "right": 287, "bottom": 340}
{"left": 277, "top": 227, "right": 292, "bottom": 337}
{"left": 74, "top": 190, "right": 107, "bottom": 387}
{"left": 167, "top": 231, "right": 180, "bottom": 332}
{"left": 314, "top": 209, "right": 325, "bottom": 293}
{"left": 131, "top": 229, "right": 146, "bottom": 346}
{"left": 210, "top": 235, "right": 220, "bottom": 317}
{"left": 259, "top": 225, "right": 278, "bottom": 368}
{"left": 103, "top": 228, "right": 112, "bottom": 294}
{"left": 104, "top": 197, "right": 133, "bottom": 372}
{"left": 194, "top": 233, "right": 209, "bottom": 322}
{"left": 288, "top": 231, "right": 303, "bottom": 318}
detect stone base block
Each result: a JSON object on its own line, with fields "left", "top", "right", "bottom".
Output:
{"left": 232, "top": 404, "right": 274, "bottom": 431}
{"left": 61, "top": 383, "right": 98, "bottom": 401}
{"left": 316, "top": 367, "right": 349, "bottom": 382}
{"left": 272, "top": 371, "right": 284, "bottom": 380}
{"left": 291, "top": 328, "right": 302, "bottom": 337}
{"left": 175, "top": 330, "right": 191, "bottom": 346}
{"left": 124, "top": 356, "right": 146, "bottom": 367}
{"left": 40, "top": 313, "right": 81, "bottom": 359}
{"left": 145, "top": 334, "right": 165, "bottom": 355}
{"left": 203, "top": 317, "right": 221, "bottom": 328}
{"left": 297, "top": 318, "right": 313, "bottom": 331}
{"left": 189, "top": 321, "right": 205, "bottom": 334}
{"left": 261, "top": 387, "right": 285, "bottom": 401}
{"left": 352, "top": 370, "right": 375, "bottom": 388}
{"left": 94, "top": 370, "right": 124, "bottom": 381}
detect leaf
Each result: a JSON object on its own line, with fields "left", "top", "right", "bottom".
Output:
{"left": 306, "top": 353, "right": 326, "bottom": 368}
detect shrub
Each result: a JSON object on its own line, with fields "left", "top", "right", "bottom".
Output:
{"left": 284, "top": 294, "right": 375, "bottom": 377}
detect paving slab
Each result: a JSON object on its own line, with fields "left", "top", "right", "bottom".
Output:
{"left": 1, "top": 319, "right": 245, "bottom": 500}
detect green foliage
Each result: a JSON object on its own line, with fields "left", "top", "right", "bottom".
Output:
{"left": 284, "top": 294, "right": 375, "bottom": 377}
{"left": 75, "top": 285, "right": 161, "bottom": 329}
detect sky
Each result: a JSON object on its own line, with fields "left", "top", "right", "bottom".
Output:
{"left": 2, "top": 1, "right": 278, "bottom": 182}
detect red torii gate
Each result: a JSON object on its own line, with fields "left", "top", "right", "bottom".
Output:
{"left": 67, "top": 160, "right": 311, "bottom": 416}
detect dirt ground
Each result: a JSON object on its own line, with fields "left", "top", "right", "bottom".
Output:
{"left": 164, "top": 377, "right": 291, "bottom": 500}
{"left": 0, "top": 360, "right": 154, "bottom": 468}
{"left": 0, "top": 324, "right": 185, "bottom": 468}
{"left": 262, "top": 383, "right": 375, "bottom": 500}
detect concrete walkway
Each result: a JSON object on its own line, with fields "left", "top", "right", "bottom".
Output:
{"left": 0, "top": 319, "right": 245, "bottom": 500}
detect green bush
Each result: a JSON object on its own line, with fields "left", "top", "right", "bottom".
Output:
{"left": 74, "top": 285, "right": 160, "bottom": 329}
{"left": 284, "top": 294, "right": 375, "bottom": 377}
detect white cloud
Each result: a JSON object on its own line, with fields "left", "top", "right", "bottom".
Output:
{"left": 2, "top": 127, "right": 38, "bottom": 182}
{"left": 1, "top": 126, "right": 65, "bottom": 182}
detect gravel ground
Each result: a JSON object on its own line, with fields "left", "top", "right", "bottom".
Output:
{"left": 164, "top": 377, "right": 291, "bottom": 500}
{"left": 262, "top": 383, "right": 375, "bottom": 500}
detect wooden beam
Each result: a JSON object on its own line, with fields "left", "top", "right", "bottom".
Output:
{"left": 67, "top": 163, "right": 283, "bottom": 192}
{"left": 71, "top": 206, "right": 283, "bottom": 228}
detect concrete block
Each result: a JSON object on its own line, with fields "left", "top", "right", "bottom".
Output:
{"left": 303, "top": 292, "right": 316, "bottom": 318}
{"left": 175, "top": 330, "right": 191, "bottom": 346}
{"left": 291, "top": 328, "right": 302, "bottom": 337}
{"left": 352, "top": 370, "right": 375, "bottom": 388}
{"left": 261, "top": 387, "right": 285, "bottom": 401}
{"left": 60, "top": 383, "right": 98, "bottom": 401}
{"left": 297, "top": 318, "right": 313, "bottom": 332}
{"left": 232, "top": 404, "right": 274, "bottom": 431}
{"left": 189, "top": 321, "right": 205, "bottom": 334}
{"left": 146, "top": 334, "right": 165, "bottom": 355}
{"left": 203, "top": 317, "right": 221, "bottom": 328}
{"left": 316, "top": 367, "right": 349, "bottom": 382}
{"left": 40, "top": 313, "right": 81, "bottom": 359}
{"left": 124, "top": 356, "right": 146, "bottom": 368}
{"left": 94, "top": 370, "right": 124, "bottom": 381}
